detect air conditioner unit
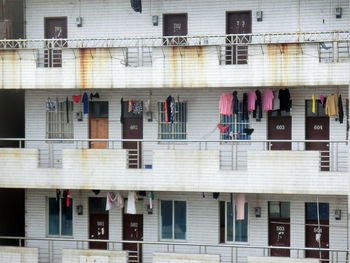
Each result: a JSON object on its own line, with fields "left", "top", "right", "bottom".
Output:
{"left": 0, "top": 19, "right": 13, "bottom": 39}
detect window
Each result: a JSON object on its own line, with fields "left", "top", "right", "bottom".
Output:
{"left": 220, "top": 112, "right": 251, "bottom": 140}
{"left": 46, "top": 100, "right": 74, "bottom": 139}
{"left": 160, "top": 200, "right": 186, "bottom": 240}
{"left": 268, "top": 201, "right": 290, "bottom": 218}
{"left": 306, "top": 100, "right": 326, "bottom": 117}
{"left": 219, "top": 201, "right": 248, "bottom": 242}
{"left": 158, "top": 102, "right": 187, "bottom": 140}
{"left": 48, "top": 197, "right": 73, "bottom": 236}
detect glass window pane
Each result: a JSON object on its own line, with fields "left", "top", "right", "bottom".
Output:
{"left": 226, "top": 202, "right": 234, "bottom": 242}
{"left": 235, "top": 203, "right": 248, "bottom": 242}
{"left": 306, "top": 202, "right": 329, "bottom": 220}
{"left": 61, "top": 199, "right": 73, "bottom": 236}
{"left": 174, "top": 201, "right": 186, "bottom": 240}
{"left": 269, "top": 201, "right": 280, "bottom": 218}
{"left": 161, "top": 201, "right": 173, "bottom": 239}
{"left": 219, "top": 201, "right": 225, "bottom": 243}
{"left": 48, "top": 198, "right": 59, "bottom": 235}
{"left": 280, "top": 202, "right": 290, "bottom": 218}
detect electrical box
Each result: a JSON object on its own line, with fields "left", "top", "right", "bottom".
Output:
{"left": 76, "top": 17, "right": 83, "bottom": 27}
{"left": 256, "top": 11, "right": 263, "bottom": 22}
{"left": 335, "top": 7, "right": 342, "bottom": 19}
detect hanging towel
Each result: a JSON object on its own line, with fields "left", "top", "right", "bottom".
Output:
{"left": 262, "top": 89, "right": 274, "bottom": 111}
{"left": 126, "top": 191, "right": 137, "bottom": 214}
{"left": 325, "top": 94, "right": 338, "bottom": 116}
{"left": 219, "top": 92, "right": 234, "bottom": 115}
{"left": 235, "top": 193, "right": 245, "bottom": 220}
{"left": 64, "top": 190, "right": 71, "bottom": 208}
{"left": 247, "top": 90, "right": 257, "bottom": 112}
{"left": 72, "top": 95, "right": 82, "bottom": 103}
{"left": 82, "top": 92, "right": 89, "bottom": 114}
{"left": 311, "top": 94, "right": 316, "bottom": 113}
{"left": 106, "top": 192, "right": 117, "bottom": 211}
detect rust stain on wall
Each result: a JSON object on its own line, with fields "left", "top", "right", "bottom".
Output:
{"left": 79, "top": 48, "right": 95, "bottom": 89}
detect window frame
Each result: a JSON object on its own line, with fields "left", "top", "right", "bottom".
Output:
{"left": 158, "top": 101, "right": 187, "bottom": 141}
{"left": 46, "top": 100, "right": 74, "bottom": 140}
{"left": 220, "top": 200, "right": 249, "bottom": 244}
{"left": 159, "top": 200, "right": 187, "bottom": 241}
{"left": 46, "top": 197, "right": 73, "bottom": 237}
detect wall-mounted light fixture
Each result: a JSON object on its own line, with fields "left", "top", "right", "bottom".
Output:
{"left": 152, "top": 15, "right": 159, "bottom": 26}
{"left": 255, "top": 207, "right": 261, "bottom": 217}
{"left": 256, "top": 11, "right": 263, "bottom": 22}
{"left": 335, "top": 8, "right": 342, "bottom": 19}
{"left": 76, "top": 17, "right": 83, "bottom": 27}
{"left": 76, "top": 205, "right": 83, "bottom": 215}
{"left": 335, "top": 209, "right": 341, "bottom": 220}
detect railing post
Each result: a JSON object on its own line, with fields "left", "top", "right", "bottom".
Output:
{"left": 48, "top": 239, "right": 52, "bottom": 263}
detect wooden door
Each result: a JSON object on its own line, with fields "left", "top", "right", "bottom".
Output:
{"left": 226, "top": 11, "right": 251, "bottom": 64}
{"left": 305, "top": 203, "right": 329, "bottom": 262}
{"left": 44, "top": 17, "right": 67, "bottom": 67}
{"left": 122, "top": 101, "right": 143, "bottom": 168}
{"left": 123, "top": 214, "right": 143, "bottom": 263}
{"left": 89, "top": 214, "right": 109, "bottom": 249}
{"left": 163, "top": 14, "right": 188, "bottom": 45}
{"left": 269, "top": 218, "right": 291, "bottom": 257}
{"left": 268, "top": 115, "right": 292, "bottom": 150}
{"left": 305, "top": 117, "right": 330, "bottom": 171}
{"left": 89, "top": 102, "right": 109, "bottom": 149}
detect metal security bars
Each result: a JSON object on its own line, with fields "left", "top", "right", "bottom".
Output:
{"left": 220, "top": 113, "right": 251, "bottom": 140}
{"left": 46, "top": 101, "right": 74, "bottom": 139}
{"left": 124, "top": 47, "right": 152, "bottom": 67}
{"left": 318, "top": 41, "right": 350, "bottom": 63}
{"left": 158, "top": 102, "right": 187, "bottom": 140}
{"left": 37, "top": 49, "right": 63, "bottom": 67}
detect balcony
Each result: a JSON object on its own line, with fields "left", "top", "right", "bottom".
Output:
{"left": 0, "top": 31, "right": 349, "bottom": 89}
{"left": 0, "top": 139, "right": 347, "bottom": 195}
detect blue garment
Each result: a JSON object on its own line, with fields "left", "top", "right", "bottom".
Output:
{"left": 82, "top": 92, "right": 89, "bottom": 114}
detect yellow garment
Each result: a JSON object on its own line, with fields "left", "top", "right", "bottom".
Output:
{"left": 325, "top": 94, "right": 339, "bottom": 116}
{"left": 311, "top": 94, "right": 316, "bottom": 113}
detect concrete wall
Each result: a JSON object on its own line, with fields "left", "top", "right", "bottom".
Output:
{"left": 62, "top": 249, "right": 128, "bottom": 263}
{"left": 153, "top": 252, "right": 220, "bottom": 263}
{"left": 0, "top": 246, "right": 38, "bottom": 263}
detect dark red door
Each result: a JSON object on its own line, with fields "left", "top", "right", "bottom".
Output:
{"left": 226, "top": 11, "right": 251, "bottom": 64}
{"left": 305, "top": 117, "right": 330, "bottom": 171}
{"left": 122, "top": 101, "right": 143, "bottom": 168}
{"left": 123, "top": 214, "right": 143, "bottom": 263}
{"left": 44, "top": 17, "right": 67, "bottom": 67}
{"left": 268, "top": 115, "right": 292, "bottom": 150}
{"left": 163, "top": 14, "right": 188, "bottom": 45}
{"left": 305, "top": 203, "right": 329, "bottom": 262}
{"left": 269, "top": 218, "right": 291, "bottom": 257}
{"left": 89, "top": 214, "right": 109, "bottom": 249}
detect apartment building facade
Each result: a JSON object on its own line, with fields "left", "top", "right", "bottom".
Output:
{"left": 0, "top": 0, "right": 349, "bottom": 262}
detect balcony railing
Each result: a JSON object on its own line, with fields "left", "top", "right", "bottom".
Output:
{"left": 0, "top": 138, "right": 347, "bottom": 172}
{"left": 0, "top": 236, "right": 348, "bottom": 263}
{"left": 0, "top": 31, "right": 349, "bottom": 49}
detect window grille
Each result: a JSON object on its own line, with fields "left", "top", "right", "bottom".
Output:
{"left": 124, "top": 47, "right": 152, "bottom": 67}
{"left": 220, "top": 111, "right": 251, "bottom": 140}
{"left": 37, "top": 49, "right": 63, "bottom": 68}
{"left": 46, "top": 101, "right": 74, "bottom": 139}
{"left": 158, "top": 102, "right": 187, "bottom": 140}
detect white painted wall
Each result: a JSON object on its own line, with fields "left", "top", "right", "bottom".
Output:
{"left": 25, "top": 0, "right": 350, "bottom": 39}
{"left": 25, "top": 190, "right": 348, "bottom": 263}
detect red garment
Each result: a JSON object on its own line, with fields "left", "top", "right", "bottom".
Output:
{"left": 66, "top": 190, "right": 71, "bottom": 207}
{"left": 72, "top": 95, "right": 82, "bottom": 103}
{"left": 217, "top": 124, "right": 229, "bottom": 133}
{"left": 164, "top": 100, "right": 169, "bottom": 124}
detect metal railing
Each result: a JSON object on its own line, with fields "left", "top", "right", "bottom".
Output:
{"left": 0, "top": 138, "right": 347, "bottom": 172}
{"left": 0, "top": 236, "right": 348, "bottom": 263}
{"left": 0, "top": 31, "right": 349, "bottom": 49}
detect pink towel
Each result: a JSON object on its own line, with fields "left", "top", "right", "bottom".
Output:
{"left": 235, "top": 193, "right": 246, "bottom": 220}
{"left": 219, "top": 92, "right": 233, "bottom": 115}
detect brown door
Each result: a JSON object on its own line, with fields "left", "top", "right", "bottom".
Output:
{"left": 305, "top": 203, "right": 329, "bottom": 262}
{"left": 122, "top": 101, "right": 143, "bottom": 168}
{"left": 44, "top": 17, "right": 67, "bottom": 67}
{"left": 89, "top": 198, "right": 109, "bottom": 249}
{"left": 226, "top": 11, "right": 251, "bottom": 64}
{"left": 305, "top": 117, "right": 330, "bottom": 171}
{"left": 123, "top": 214, "right": 143, "bottom": 263}
{"left": 89, "top": 102, "right": 109, "bottom": 149}
{"left": 268, "top": 202, "right": 290, "bottom": 257}
{"left": 268, "top": 114, "right": 292, "bottom": 150}
{"left": 163, "top": 14, "right": 188, "bottom": 45}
